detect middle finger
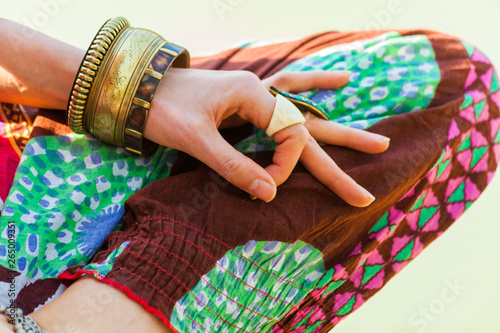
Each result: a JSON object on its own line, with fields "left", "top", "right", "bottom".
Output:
{"left": 299, "top": 135, "right": 376, "bottom": 207}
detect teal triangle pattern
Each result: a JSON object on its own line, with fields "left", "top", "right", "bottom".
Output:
{"left": 394, "top": 239, "right": 415, "bottom": 262}
{"left": 449, "top": 181, "right": 465, "bottom": 203}
{"left": 491, "top": 72, "right": 499, "bottom": 93}
{"left": 369, "top": 212, "right": 389, "bottom": 233}
{"left": 474, "top": 100, "right": 486, "bottom": 120}
{"left": 461, "top": 94, "right": 473, "bottom": 109}
{"left": 410, "top": 193, "right": 425, "bottom": 212}
{"left": 461, "top": 41, "right": 475, "bottom": 58}
{"left": 362, "top": 265, "right": 383, "bottom": 286}
{"left": 437, "top": 158, "right": 451, "bottom": 179}
{"left": 494, "top": 128, "right": 500, "bottom": 144}
{"left": 335, "top": 295, "right": 356, "bottom": 316}
{"left": 471, "top": 147, "right": 489, "bottom": 168}
{"left": 418, "top": 207, "right": 439, "bottom": 229}
{"left": 457, "top": 133, "right": 472, "bottom": 153}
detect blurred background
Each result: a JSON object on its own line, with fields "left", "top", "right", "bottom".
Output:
{"left": 2, "top": 0, "right": 500, "bottom": 332}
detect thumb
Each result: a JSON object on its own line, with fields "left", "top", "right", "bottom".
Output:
{"left": 189, "top": 126, "right": 277, "bottom": 202}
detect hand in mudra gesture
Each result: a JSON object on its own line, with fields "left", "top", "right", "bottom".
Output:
{"left": 144, "top": 68, "right": 390, "bottom": 206}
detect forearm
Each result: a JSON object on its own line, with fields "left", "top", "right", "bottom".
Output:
{"left": 0, "top": 18, "right": 83, "bottom": 109}
{"left": 29, "top": 276, "right": 171, "bottom": 333}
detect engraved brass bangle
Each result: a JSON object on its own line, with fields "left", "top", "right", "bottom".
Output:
{"left": 67, "top": 17, "right": 130, "bottom": 133}
{"left": 85, "top": 26, "right": 165, "bottom": 147}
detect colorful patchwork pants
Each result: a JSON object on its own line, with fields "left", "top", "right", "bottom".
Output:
{"left": 1, "top": 29, "right": 499, "bottom": 332}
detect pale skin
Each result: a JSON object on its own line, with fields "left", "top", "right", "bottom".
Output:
{"left": 0, "top": 18, "right": 389, "bottom": 332}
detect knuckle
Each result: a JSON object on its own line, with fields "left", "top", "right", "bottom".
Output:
{"left": 181, "top": 116, "right": 204, "bottom": 134}
{"left": 297, "top": 126, "right": 310, "bottom": 147}
{"left": 304, "top": 134, "right": 328, "bottom": 157}
{"left": 303, "top": 112, "right": 320, "bottom": 129}
{"left": 281, "top": 125, "right": 309, "bottom": 147}
{"left": 307, "top": 133, "right": 318, "bottom": 146}
{"left": 237, "top": 71, "right": 262, "bottom": 89}
{"left": 227, "top": 71, "right": 263, "bottom": 105}
{"left": 325, "top": 175, "right": 343, "bottom": 190}
{"left": 218, "top": 158, "right": 245, "bottom": 180}
{"left": 271, "top": 72, "right": 292, "bottom": 89}
{"left": 170, "top": 115, "right": 206, "bottom": 147}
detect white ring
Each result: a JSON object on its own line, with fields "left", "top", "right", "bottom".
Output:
{"left": 265, "top": 94, "right": 306, "bottom": 137}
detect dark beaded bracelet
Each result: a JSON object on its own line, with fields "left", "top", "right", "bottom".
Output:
{"left": 123, "top": 42, "right": 190, "bottom": 155}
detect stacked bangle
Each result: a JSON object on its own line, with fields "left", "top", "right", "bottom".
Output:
{"left": 67, "top": 17, "right": 129, "bottom": 134}
{"left": 67, "top": 17, "right": 190, "bottom": 155}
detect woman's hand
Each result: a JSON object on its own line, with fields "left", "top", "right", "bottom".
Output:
{"left": 144, "top": 68, "right": 390, "bottom": 206}
{"left": 0, "top": 18, "right": 388, "bottom": 206}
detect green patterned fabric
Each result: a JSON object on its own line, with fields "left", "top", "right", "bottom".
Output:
{"left": 170, "top": 241, "right": 325, "bottom": 332}
{"left": 0, "top": 134, "right": 177, "bottom": 278}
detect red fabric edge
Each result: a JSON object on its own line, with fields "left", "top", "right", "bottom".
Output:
{"left": 58, "top": 270, "right": 180, "bottom": 333}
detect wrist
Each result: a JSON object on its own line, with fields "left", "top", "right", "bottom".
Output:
{"left": 0, "top": 313, "right": 13, "bottom": 333}
{"left": 39, "top": 45, "right": 84, "bottom": 110}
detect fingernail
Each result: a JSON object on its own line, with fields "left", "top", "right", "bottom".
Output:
{"left": 369, "top": 132, "right": 390, "bottom": 142}
{"left": 249, "top": 179, "right": 276, "bottom": 203}
{"left": 250, "top": 195, "right": 257, "bottom": 200}
{"left": 361, "top": 187, "right": 376, "bottom": 203}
